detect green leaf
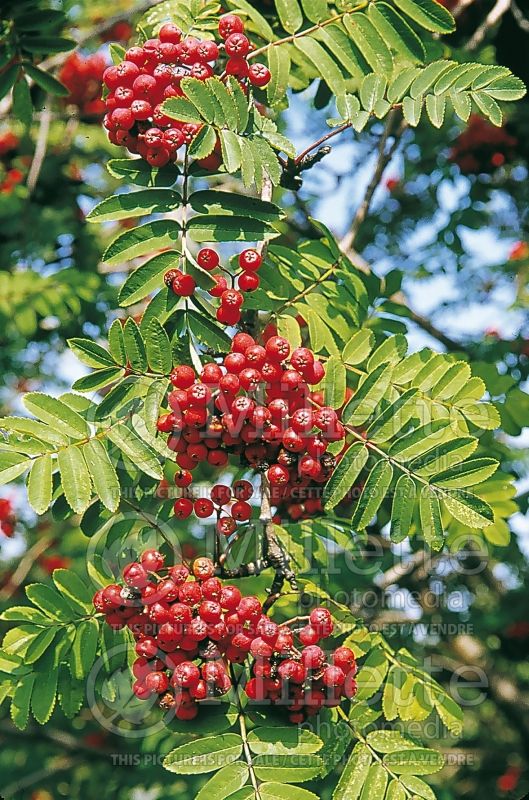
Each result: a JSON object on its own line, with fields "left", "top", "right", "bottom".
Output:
{"left": 195, "top": 763, "right": 249, "bottom": 800}
{"left": 118, "top": 251, "right": 179, "bottom": 307}
{"left": 323, "top": 443, "right": 369, "bottom": 510}
{"left": 267, "top": 45, "right": 291, "bottom": 106}
{"left": 145, "top": 319, "right": 172, "bottom": 374}
{"left": 82, "top": 439, "right": 120, "bottom": 512}
{"left": 163, "top": 734, "right": 243, "bottom": 774}
{"left": 25, "top": 584, "right": 74, "bottom": 622}
{"left": 72, "top": 367, "right": 125, "bottom": 394}
{"left": 323, "top": 356, "right": 347, "bottom": 408}
{"left": 23, "top": 392, "right": 89, "bottom": 439}
{"left": 71, "top": 618, "right": 99, "bottom": 679}
{"left": 383, "top": 748, "right": 444, "bottom": 775}
{"left": 68, "top": 338, "right": 116, "bottom": 369}
{"left": 386, "top": 781, "right": 406, "bottom": 800}
{"left": 52, "top": 568, "right": 93, "bottom": 611}
{"left": 342, "top": 364, "right": 393, "bottom": 426}
{"left": 21, "top": 36, "right": 74, "bottom": 54}
{"left": 277, "top": 315, "right": 302, "bottom": 348}
{"left": 388, "top": 420, "right": 452, "bottom": 461}
{"left": 188, "top": 309, "right": 232, "bottom": 351}
{"left": 294, "top": 38, "right": 345, "bottom": 95}
{"left": 11, "top": 674, "right": 36, "bottom": 730}
{"left": 432, "top": 458, "right": 498, "bottom": 489}
{"left": 432, "top": 689, "right": 463, "bottom": 735}
{"left": 102, "top": 220, "right": 180, "bottom": 266}
{"left": 419, "top": 487, "right": 444, "bottom": 550}
{"left": 162, "top": 96, "right": 204, "bottom": 123}
{"left": 27, "top": 453, "right": 53, "bottom": 514}
{"left": 227, "top": 77, "right": 250, "bottom": 133}
{"left": 485, "top": 75, "right": 526, "bottom": 101}
{"left": 57, "top": 446, "right": 92, "bottom": 514}
{"left": 472, "top": 91, "right": 502, "bottom": 125}
{"left": 1, "top": 416, "right": 69, "bottom": 447}
{"left": 342, "top": 330, "right": 374, "bottom": 365}
{"left": 248, "top": 727, "right": 323, "bottom": 756}
{"left": 24, "top": 626, "right": 58, "bottom": 664}
{"left": 0, "top": 452, "right": 31, "bottom": 484}
{"left": 31, "top": 662, "right": 58, "bottom": 724}
{"left": 276, "top": 0, "right": 303, "bottom": 33}
{"left": 402, "top": 95, "right": 423, "bottom": 126}
{"left": 253, "top": 755, "right": 323, "bottom": 782}
{"left": 220, "top": 129, "right": 243, "bottom": 173}
{"left": 106, "top": 158, "right": 179, "bottom": 187}
{"left": 390, "top": 474, "right": 417, "bottom": 543}
{"left": 355, "top": 648, "right": 389, "bottom": 701}
{"left": 0, "top": 64, "right": 19, "bottom": 101}
{"left": 367, "top": 730, "right": 417, "bottom": 753}
{"left": 393, "top": 0, "right": 455, "bottom": 33}
{"left": 261, "top": 786, "right": 319, "bottom": 800}
{"left": 189, "top": 124, "right": 217, "bottom": 159}
{"left": 359, "top": 763, "right": 388, "bottom": 799}
{"left": 400, "top": 777, "right": 436, "bottom": 800}
{"left": 0, "top": 606, "right": 51, "bottom": 624}
{"left": 352, "top": 460, "right": 394, "bottom": 529}
{"left": 367, "top": 335, "right": 407, "bottom": 371}
{"left": 124, "top": 318, "right": 147, "bottom": 372}
{"left": 106, "top": 425, "right": 163, "bottom": 479}
{"left": 187, "top": 214, "right": 277, "bottom": 242}
{"left": 409, "top": 437, "right": 477, "bottom": 477}
{"left": 87, "top": 189, "right": 181, "bottom": 223}
{"left": 12, "top": 75, "right": 33, "bottom": 127}
{"left": 367, "top": 388, "right": 418, "bottom": 443}
{"left": 344, "top": 14, "right": 393, "bottom": 75}
{"left": 23, "top": 63, "right": 69, "bottom": 96}
{"left": 368, "top": 4, "right": 425, "bottom": 63}
{"left": 108, "top": 319, "right": 127, "bottom": 364}
{"left": 425, "top": 93, "right": 446, "bottom": 128}
{"left": 181, "top": 77, "right": 218, "bottom": 123}
{"left": 332, "top": 743, "right": 372, "bottom": 800}
{"left": 439, "top": 488, "right": 494, "bottom": 528}
{"left": 189, "top": 190, "right": 283, "bottom": 223}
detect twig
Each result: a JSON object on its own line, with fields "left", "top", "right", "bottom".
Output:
{"left": 408, "top": 308, "right": 463, "bottom": 351}
{"left": 26, "top": 100, "right": 52, "bottom": 194}
{"left": 467, "top": 0, "right": 511, "bottom": 49}
{"left": 340, "top": 111, "right": 405, "bottom": 252}
{"left": 0, "top": 534, "right": 54, "bottom": 600}
{"left": 294, "top": 123, "right": 351, "bottom": 166}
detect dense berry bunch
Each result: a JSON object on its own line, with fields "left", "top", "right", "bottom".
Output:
{"left": 164, "top": 246, "right": 262, "bottom": 319}
{"left": 156, "top": 332, "right": 346, "bottom": 528}
{"left": 103, "top": 14, "right": 271, "bottom": 167}
{"left": 0, "top": 132, "right": 25, "bottom": 195}
{"left": 0, "top": 498, "right": 16, "bottom": 537}
{"left": 244, "top": 607, "right": 358, "bottom": 723}
{"left": 95, "top": 554, "right": 350, "bottom": 722}
{"left": 59, "top": 52, "right": 107, "bottom": 117}
{"left": 450, "top": 115, "right": 518, "bottom": 174}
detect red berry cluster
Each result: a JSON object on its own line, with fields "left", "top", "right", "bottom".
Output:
{"left": 244, "top": 607, "right": 358, "bottom": 723}
{"left": 172, "top": 478, "right": 254, "bottom": 538}
{"left": 103, "top": 14, "right": 271, "bottom": 167}
{"left": 450, "top": 114, "right": 518, "bottom": 174}
{"left": 0, "top": 131, "right": 19, "bottom": 158}
{"left": 0, "top": 132, "right": 25, "bottom": 195}
{"left": 156, "top": 332, "right": 346, "bottom": 527}
{"left": 59, "top": 52, "right": 107, "bottom": 117}
{"left": 95, "top": 553, "right": 355, "bottom": 723}
{"left": 0, "top": 498, "right": 16, "bottom": 537}
{"left": 164, "top": 247, "right": 262, "bottom": 321}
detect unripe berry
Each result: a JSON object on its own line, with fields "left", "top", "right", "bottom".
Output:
{"left": 192, "top": 557, "right": 215, "bottom": 580}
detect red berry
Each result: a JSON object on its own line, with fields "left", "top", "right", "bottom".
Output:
{"left": 221, "top": 288, "right": 244, "bottom": 308}
{"left": 225, "top": 57, "right": 249, "bottom": 78}
{"left": 217, "top": 516, "right": 237, "bottom": 536}
{"left": 268, "top": 464, "right": 290, "bottom": 485}
{"left": 299, "top": 625, "right": 320, "bottom": 646}
{"left": 211, "top": 484, "right": 232, "bottom": 505}
{"left": 248, "top": 63, "right": 271, "bottom": 88}
{"left": 173, "top": 497, "right": 194, "bottom": 519}
{"left": 217, "top": 305, "right": 241, "bottom": 325}
{"left": 220, "top": 585, "right": 242, "bottom": 610}
{"left": 266, "top": 336, "right": 290, "bottom": 363}
{"left": 170, "top": 365, "right": 196, "bottom": 389}
{"left": 225, "top": 33, "right": 251, "bottom": 57}
{"left": 301, "top": 645, "right": 326, "bottom": 670}
{"left": 238, "top": 272, "right": 260, "bottom": 292}
{"left": 231, "top": 500, "right": 252, "bottom": 521}
{"left": 233, "top": 479, "right": 253, "bottom": 500}
{"left": 172, "top": 273, "right": 196, "bottom": 297}
{"left": 332, "top": 647, "right": 357, "bottom": 673}
{"left": 159, "top": 23, "right": 183, "bottom": 44}
{"left": 174, "top": 469, "right": 193, "bottom": 488}
{"left": 173, "top": 661, "right": 200, "bottom": 688}
{"left": 192, "top": 557, "right": 215, "bottom": 580}
{"left": 278, "top": 660, "right": 306, "bottom": 683}
{"left": 194, "top": 497, "right": 214, "bottom": 518}
{"left": 141, "top": 549, "right": 165, "bottom": 572}
{"left": 209, "top": 274, "right": 228, "bottom": 297}
{"left": 239, "top": 249, "right": 262, "bottom": 271}
{"left": 218, "top": 14, "right": 245, "bottom": 39}
{"left": 197, "top": 248, "right": 220, "bottom": 270}
{"left": 123, "top": 562, "right": 148, "bottom": 589}
{"left": 309, "top": 607, "right": 333, "bottom": 637}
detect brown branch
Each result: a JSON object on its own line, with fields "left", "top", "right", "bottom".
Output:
{"left": 26, "top": 100, "right": 52, "bottom": 195}
{"left": 0, "top": 533, "right": 54, "bottom": 600}
{"left": 340, "top": 111, "right": 405, "bottom": 252}
{"left": 294, "top": 123, "right": 352, "bottom": 166}
{"left": 467, "top": 0, "right": 511, "bottom": 49}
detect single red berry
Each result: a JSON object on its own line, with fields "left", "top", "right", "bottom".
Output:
{"left": 268, "top": 464, "right": 290, "bottom": 486}
{"left": 239, "top": 248, "right": 262, "bottom": 271}
{"left": 220, "top": 585, "right": 242, "bottom": 610}
{"left": 231, "top": 500, "right": 252, "bottom": 521}
{"left": 145, "top": 670, "right": 171, "bottom": 694}
{"left": 157, "top": 413, "right": 174, "bottom": 433}
{"left": 174, "top": 469, "right": 193, "bottom": 488}
{"left": 173, "top": 497, "right": 194, "bottom": 519}
{"left": 278, "top": 660, "right": 306, "bottom": 684}
{"left": 332, "top": 647, "right": 357, "bottom": 674}
{"left": 301, "top": 645, "right": 326, "bottom": 670}
{"left": 238, "top": 272, "right": 260, "bottom": 292}
{"left": 233, "top": 479, "right": 253, "bottom": 500}
{"left": 248, "top": 63, "right": 271, "bottom": 88}
{"left": 123, "top": 562, "right": 149, "bottom": 589}
{"left": 211, "top": 484, "right": 232, "bottom": 505}
{"left": 217, "top": 305, "right": 241, "bottom": 325}
{"left": 237, "top": 595, "right": 262, "bottom": 621}
{"left": 159, "top": 23, "right": 183, "bottom": 44}
{"left": 192, "top": 557, "right": 215, "bottom": 580}
{"left": 298, "top": 625, "right": 320, "bottom": 646}
{"left": 309, "top": 607, "right": 334, "bottom": 637}
{"left": 208, "top": 273, "right": 228, "bottom": 297}
{"left": 221, "top": 288, "right": 244, "bottom": 308}
{"left": 218, "top": 14, "right": 245, "bottom": 39}
{"left": 170, "top": 365, "right": 196, "bottom": 389}
{"left": 265, "top": 336, "right": 290, "bottom": 363}
{"left": 225, "top": 57, "right": 249, "bottom": 78}
{"left": 217, "top": 516, "right": 237, "bottom": 536}
{"left": 194, "top": 497, "right": 214, "bottom": 518}
{"left": 232, "top": 332, "right": 255, "bottom": 353}
{"left": 197, "top": 248, "right": 220, "bottom": 270}
{"left": 172, "top": 273, "right": 196, "bottom": 297}
{"left": 173, "top": 661, "right": 201, "bottom": 688}
{"left": 141, "top": 549, "right": 165, "bottom": 572}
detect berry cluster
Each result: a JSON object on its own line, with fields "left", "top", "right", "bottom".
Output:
{"left": 0, "top": 498, "right": 16, "bottom": 537}
{"left": 59, "top": 52, "right": 107, "bottom": 118}
{"left": 164, "top": 246, "right": 262, "bottom": 323}
{"left": 245, "top": 606, "right": 357, "bottom": 723}
{"left": 156, "top": 332, "right": 346, "bottom": 529}
{"left": 0, "top": 132, "right": 25, "bottom": 196}
{"left": 450, "top": 115, "right": 518, "bottom": 174}
{"left": 95, "top": 554, "right": 356, "bottom": 723}
{"left": 103, "top": 14, "right": 270, "bottom": 167}
{"left": 172, "top": 477, "right": 254, "bottom": 539}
